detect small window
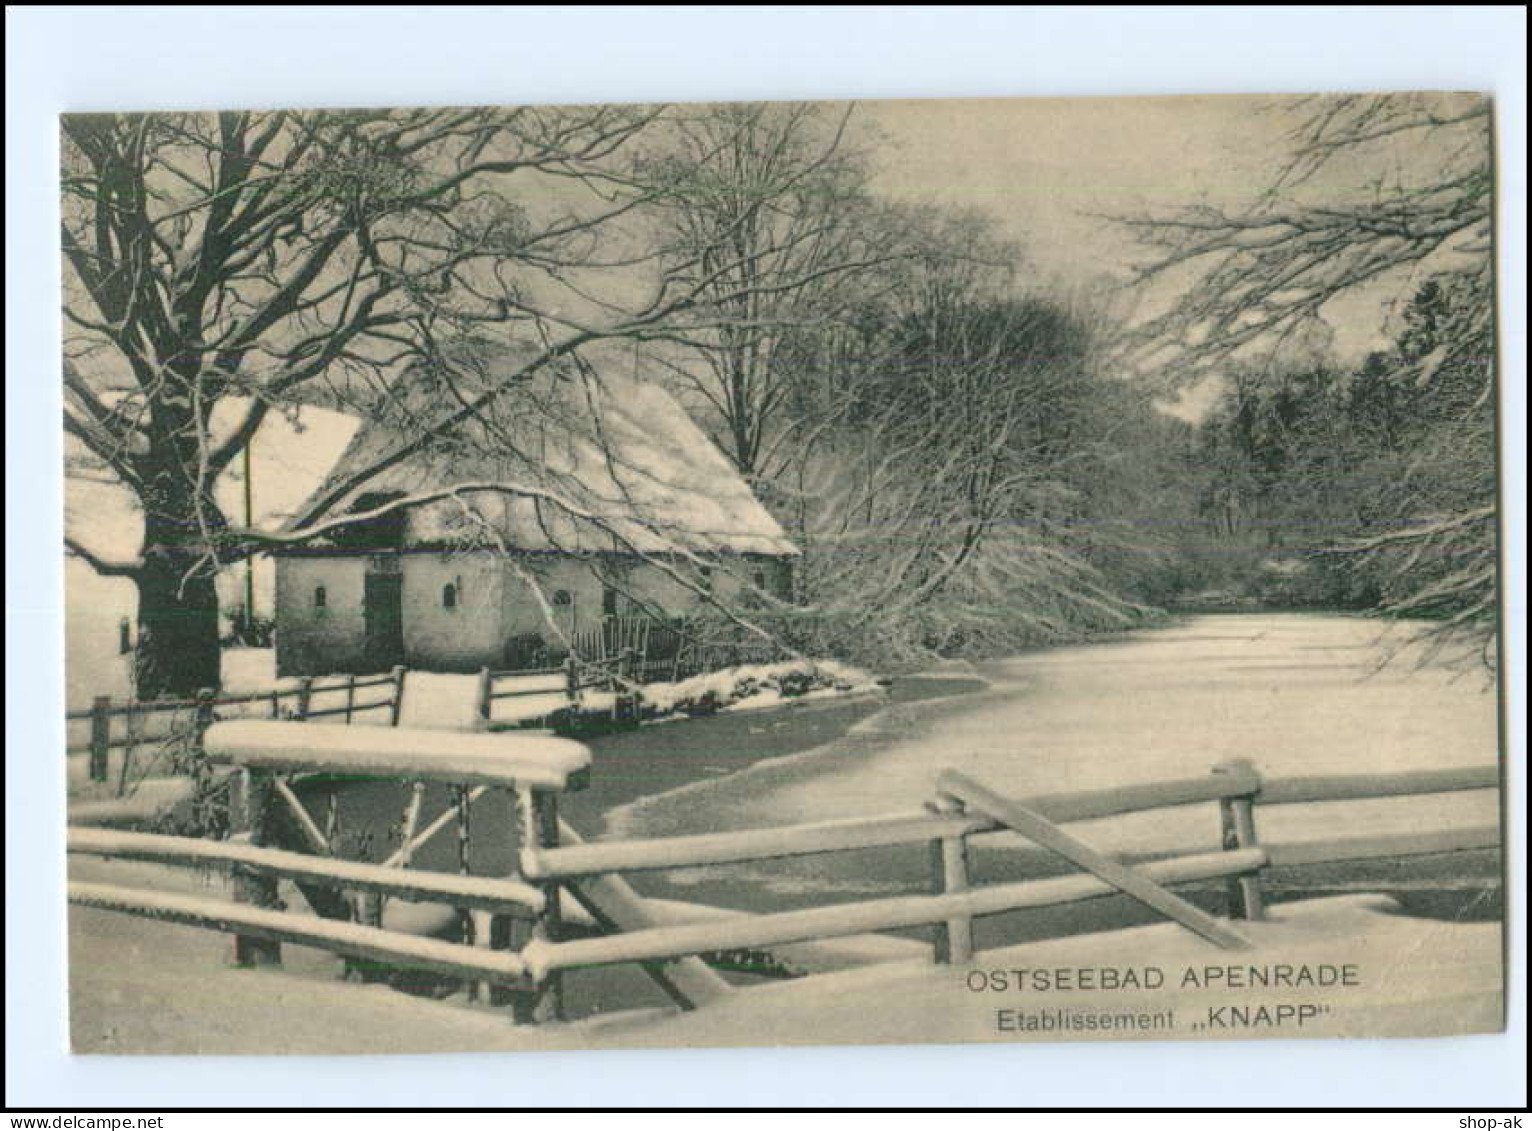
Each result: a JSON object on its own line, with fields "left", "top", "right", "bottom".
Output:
{"left": 314, "top": 586, "right": 327, "bottom": 609}
{"left": 753, "top": 570, "right": 767, "bottom": 591}
{"left": 442, "top": 582, "right": 458, "bottom": 609}
{"left": 699, "top": 565, "right": 714, "bottom": 593}
{"left": 601, "top": 585, "right": 618, "bottom": 618}
{"left": 552, "top": 589, "right": 573, "bottom": 607}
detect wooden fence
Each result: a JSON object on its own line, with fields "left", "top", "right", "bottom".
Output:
{"left": 67, "top": 724, "right": 1501, "bottom": 1026}
{"left": 69, "top": 720, "right": 591, "bottom": 1023}
{"left": 66, "top": 667, "right": 407, "bottom": 788}
{"left": 474, "top": 652, "right": 645, "bottom": 733}
{"left": 511, "top": 760, "right": 1499, "bottom": 986}
{"left": 74, "top": 614, "right": 809, "bottom": 783}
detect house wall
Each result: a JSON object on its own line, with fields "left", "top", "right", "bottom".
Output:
{"left": 623, "top": 559, "right": 709, "bottom": 612}
{"left": 624, "top": 554, "right": 793, "bottom": 609}
{"left": 277, "top": 549, "right": 799, "bottom": 676}
{"left": 274, "top": 556, "right": 370, "bottom": 676}
{"left": 401, "top": 554, "right": 511, "bottom": 672}
{"left": 501, "top": 557, "right": 607, "bottom": 642}
{"left": 506, "top": 556, "right": 727, "bottom": 631}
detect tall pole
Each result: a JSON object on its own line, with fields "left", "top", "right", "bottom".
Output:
{"left": 243, "top": 439, "right": 255, "bottom": 632}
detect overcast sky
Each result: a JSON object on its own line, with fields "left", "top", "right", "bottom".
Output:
{"left": 860, "top": 93, "right": 1424, "bottom": 365}
{"left": 865, "top": 95, "right": 1264, "bottom": 277}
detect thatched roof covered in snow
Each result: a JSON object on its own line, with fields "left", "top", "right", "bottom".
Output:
{"left": 285, "top": 345, "right": 798, "bottom": 558}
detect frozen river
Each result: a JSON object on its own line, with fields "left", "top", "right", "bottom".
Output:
{"left": 608, "top": 614, "right": 1502, "bottom": 918}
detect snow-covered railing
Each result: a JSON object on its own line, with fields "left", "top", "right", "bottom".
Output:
{"left": 68, "top": 741, "right": 1501, "bottom": 1028}
{"left": 517, "top": 761, "right": 1501, "bottom": 986}
{"left": 202, "top": 720, "right": 590, "bottom": 790}
{"left": 521, "top": 769, "right": 1269, "bottom": 879}
{"left": 69, "top": 720, "right": 592, "bottom": 1023}
{"left": 68, "top": 827, "right": 548, "bottom": 914}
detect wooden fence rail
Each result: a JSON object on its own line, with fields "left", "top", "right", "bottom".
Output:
{"left": 68, "top": 827, "right": 546, "bottom": 914}
{"left": 521, "top": 848, "right": 1267, "bottom": 979}
{"left": 521, "top": 768, "right": 1267, "bottom": 880}
{"left": 68, "top": 881, "right": 533, "bottom": 988}
{"left": 514, "top": 760, "right": 1498, "bottom": 994}
{"left": 936, "top": 770, "right": 1253, "bottom": 950}
{"left": 67, "top": 667, "right": 407, "bottom": 787}
{"left": 475, "top": 651, "right": 642, "bottom": 732}
{"left": 471, "top": 614, "right": 809, "bottom": 731}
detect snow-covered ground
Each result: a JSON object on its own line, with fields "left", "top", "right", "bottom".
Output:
{"left": 596, "top": 893, "right": 1500, "bottom": 1048}
{"left": 642, "top": 659, "right": 876, "bottom": 716}
{"left": 67, "top": 856, "right": 1501, "bottom": 1054}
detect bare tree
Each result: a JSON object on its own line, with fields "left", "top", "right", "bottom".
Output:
{"left": 792, "top": 276, "right": 1151, "bottom": 661}
{"left": 1117, "top": 94, "right": 1491, "bottom": 386}
{"left": 1113, "top": 93, "right": 1498, "bottom": 664}
{"left": 635, "top": 102, "right": 900, "bottom": 480}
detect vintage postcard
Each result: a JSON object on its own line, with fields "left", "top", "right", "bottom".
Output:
{"left": 62, "top": 93, "right": 1504, "bottom": 1055}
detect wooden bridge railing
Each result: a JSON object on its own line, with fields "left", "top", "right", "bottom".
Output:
{"left": 515, "top": 761, "right": 1500, "bottom": 985}
{"left": 68, "top": 729, "right": 1501, "bottom": 1027}
{"left": 69, "top": 720, "right": 590, "bottom": 1023}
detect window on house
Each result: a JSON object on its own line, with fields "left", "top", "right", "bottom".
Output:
{"left": 601, "top": 585, "right": 618, "bottom": 618}
{"left": 442, "top": 582, "right": 458, "bottom": 609}
{"left": 552, "top": 589, "right": 572, "bottom": 607}
{"left": 699, "top": 565, "right": 714, "bottom": 593}
{"left": 753, "top": 570, "right": 767, "bottom": 592}
{"left": 314, "top": 586, "right": 327, "bottom": 608}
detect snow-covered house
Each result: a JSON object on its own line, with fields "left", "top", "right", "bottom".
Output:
{"left": 274, "top": 350, "right": 798, "bottom": 676}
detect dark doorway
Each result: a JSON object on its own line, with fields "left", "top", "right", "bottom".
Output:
{"left": 363, "top": 573, "right": 404, "bottom": 671}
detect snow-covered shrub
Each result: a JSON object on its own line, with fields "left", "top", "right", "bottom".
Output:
{"left": 638, "top": 659, "right": 877, "bottom": 720}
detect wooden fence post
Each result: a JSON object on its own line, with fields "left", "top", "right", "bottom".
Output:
{"left": 928, "top": 797, "right": 974, "bottom": 964}
{"left": 1213, "top": 760, "right": 1266, "bottom": 921}
{"left": 388, "top": 665, "right": 407, "bottom": 727}
{"left": 617, "top": 647, "right": 635, "bottom": 723}
{"left": 296, "top": 676, "right": 314, "bottom": 721}
{"left": 231, "top": 769, "right": 283, "bottom": 967}
{"left": 475, "top": 667, "right": 492, "bottom": 729}
{"left": 188, "top": 687, "right": 217, "bottom": 803}
{"left": 939, "top": 769, "right": 1251, "bottom": 950}
{"left": 116, "top": 705, "right": 140, "bottom": 798}
{"left": 513, "top": 787, "right": 564, "bottom": 1024}
{"left": 564, "top": 655, "right": 578, "bottom": 710}
{"left": 88, "top": 696, "right": 111, "bottom": 783}
{"left": 343, "top": 674, "right": 356, "bottom": 724}
{"left": 453, "top": 785, "right": 480, "bottom": 1000}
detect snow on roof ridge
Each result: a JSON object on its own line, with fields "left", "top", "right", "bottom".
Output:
{"left": 284, "top": 365, "right": 798, "bottom": 557}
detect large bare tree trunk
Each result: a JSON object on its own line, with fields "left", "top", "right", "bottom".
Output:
{"left": 132, "top": 519, "right": 223, "bottom": 700}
